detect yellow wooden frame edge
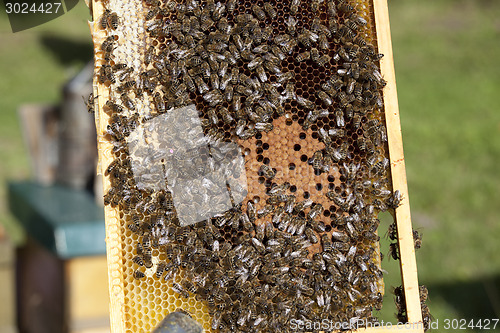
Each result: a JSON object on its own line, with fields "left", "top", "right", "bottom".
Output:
{"left": 373, "top": 0, "right": 424, "bottom": 329}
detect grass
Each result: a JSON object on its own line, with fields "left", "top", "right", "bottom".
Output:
{"left": 391, "top": 0, "right": 500, "bottom": 282}
{"left": 0, "top": 3, "right": 93, "bottom": 243}
{"left": 376, "top": 0, "right": 500, "bottom": 330}
{"left": 1, "top": 0, "right": 499, "bottom": 331}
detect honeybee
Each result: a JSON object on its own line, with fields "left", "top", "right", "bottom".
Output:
{"left": 83, "top": 93, "right": 97, "bottom": 114}
{"left": 252, "top": 237, "right": 266, "bottom": 254}
{"left": 338, "top": 0, "right": 354, "bottom": 13}
{"left": 257, "top": 205, "right": 274, "bottom": 219}
{"left": 227, "top": 0, "right": 236, "bottom": 12}
{"left": 372, "top": 53, "right": 384, "bottom": 61}
{"left": 316, "top": 54, "right": 331, "bottom": 67}
{"left": 315, "top": 129, "right": 331, "bottom": 147}
{"left": 246, "top": 201, "right": 257, "bottom": 222}
{"left": 413, "top": 229, "right": 422, "bottom": 250}
{"left": 279, "top": 37, "right": 297, "bottom": 55}
{"left": 286, "top": 16, "right": 298, "bottom": 36}
{"left": 234, "top": 84, "right": 251, "bottom": 97}
{"left": 293, "top": 199, "right": 313, "bottom": 216}
{"left": 182, "top": 280, "right": 197, "bottom": 294}
{"left": 303, "top": 109, "right": 328, "bottom": 130}
{"left": 371, "top": 158, "right": 389, "bottom": 176}
{"left": 308, "top": 203, "right": 324, "bottom": 219}
{"left": 176, "top": 308, "right": 192, "bottom": 319}
{"left": 349, "top": 12, "right": 368, "bottom": 26}
{"left": 305, "top": 228, "right": 319, "bottom": 244}
{"left": 298, "top": 29, "right": 319, "bottom": 47}
{"left": 103, "top": 100, "right": 123, "bottom": 115}
{"left": 211, "top": 310, "right": 222, "bottom": 330}
{"left": 208, "top": 73, "right": 220, "bottom": 90}
{"left": 327, "top": 130, "right": 345, "bottom": 143}
{"left": 145, "top": 18, "right": 162, "bottom": 34}
{"left": 388, "top": 242, "right": 400, "bottom": 260}
{"left": 203, "top": 90, "right": 224, "bottom": 106}
{"left": 331, "top": 230, "right": 349, "bottom": 243}
{"left": 254, "top": 65, "right": 267, "bottom": 83}
{"left": 132, "top": 252, "right": 146, "bottom": 266}
{"left": 207, "top": 57, "right": 219, "bottom": 74}
{"left": 120, "top": 93, "right": 135, "bottom": 110}
{"left": 108, "top": 12, "right": 119, "bottom": 30}
{"left": 259, "top": 164, "right": 276, "bottom": 179}
{"left": 101, "top": 35, "right": 117, "bottom": 54}
{"left": 321, "top": 234, "right": 333, "bottom": 252}
{"left": 296, "top": 95, "right": 315, "bottom": 109}
{"left": 320, "top": 82, "right": 335, "bottom": 100}
{"left": 155, "top": 261, "right": 167, "bottom": 279}
{"left": 99, "top": 9, "right": 111, "bottom": 29}
{"left": 419, "top": 285, "right": 429, "bottom": 305}
{"left": 200, "top": 16, "right": 214, "bottom": 32}
{"left": 276, "top": 213, "right": 291, "bottom": 232}
{"left": 257, "top": 26, "right": 272, "bottom": 43}
{"left": 387, "top": 190, "right": 403, "bottom": 209}
{"left": 98, "top": 64, "right": 115, "bottom": 84}
{"left": 248, "top": 57, "right": 263, "bottom": 70}
{"left": 311, "top": 0, "right": 320, "bottom": 12}
{"left": 219, "top": 106, "right": 233, "bottom": 124}
{"left": 150, "top": 92, "right": 165, "bottom": 114}
{"left": 331, "top": 108, "right": 344, "bottom": 128}
{"left": 216, "top": 17, "right": 230, "bottom": 35}
{"left": 328, "top": 18, "right": 339, "bottom": 37}
{"left": 193, "top": 76, "right": 209, "bottom": 94}
{"left": 117, "top": 80, "right": 136, "bottom": 94}
{"left": 133, "top": 270, "right": 145, "bottom": 279}
{"left": 268, "top": 46, "right": 285, "bottom": 63}
{"left": 290, "top": 0, "right": 301, "bottom": 15}
{"left": 255, "top": 122, "right": 273, "bottom": 132}
{"left": 386, "top": 222, "right": 398, "bottom": 241}
{"left": 344, "top": 18, "right": 360, "bottom": 33}
{"left": 240, "top": 212, "right": 253, "bottom": 232}
{"left": 252, "top": 4, "right": 266, "bottom": 21}
{"left": 212, "top": 2, "right": 226, "bottom": 21}
{"left": 172, "top": 282, "right": 189, "bottom": 298}
{"left": 313, "top": 33, "right": 328, "bottom": 51}
{"left": 311, "top": 150, "right": 323, "bottom": 171}
{"left": 261, "top": 2, "right": 276, "bottom": 19}
{"left": 295, "top": 51, "right": 310, "bottom": 63}
{"left": 317, "top": 90, "right": 333, "bottom": 106}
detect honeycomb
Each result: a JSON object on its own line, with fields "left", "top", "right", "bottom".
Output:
{"left": 88, "top": 0, "right": 408, "bottom": 331}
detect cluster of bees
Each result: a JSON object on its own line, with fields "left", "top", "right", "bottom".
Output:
{"left": 394, "top": 285, "right": 431, "bottom": 331}
{"left": 387, "top": 222, "right": 422, "bottom": 261}
{"left": 90, "top": 0, "right": 428, "bottom": 331}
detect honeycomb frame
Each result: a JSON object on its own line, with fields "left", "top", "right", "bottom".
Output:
{"left": 88, "top": 0, "right": 424, "bottom": 331}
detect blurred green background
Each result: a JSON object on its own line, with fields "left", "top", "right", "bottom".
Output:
{"left": 0, "top": 0, "right": 499, "bottom": 332}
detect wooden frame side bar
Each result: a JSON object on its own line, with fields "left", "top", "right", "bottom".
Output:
{"left": 89, "top": 1, "right": 127, "bottom": 332}
{"left": 373, "top": 0, "right": 423, "bottom": 328}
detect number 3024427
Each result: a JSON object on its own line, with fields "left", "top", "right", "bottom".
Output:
{"left": 5, "top": 2, "right": 62, "bottom": 14}
{"left": 442, "top": 318, "right": 499, "bottom": 330}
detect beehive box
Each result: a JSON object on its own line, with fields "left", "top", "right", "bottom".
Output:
{"left": 87, "top": 0, "right": 424, "bottom": 331}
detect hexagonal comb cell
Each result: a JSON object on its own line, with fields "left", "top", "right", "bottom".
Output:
{"left": 92, "top": 0, "right": 398, "bottom": 331}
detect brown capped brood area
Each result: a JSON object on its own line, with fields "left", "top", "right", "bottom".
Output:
{"left": 91, "top": 0, "right": 402, "bottom": 331}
